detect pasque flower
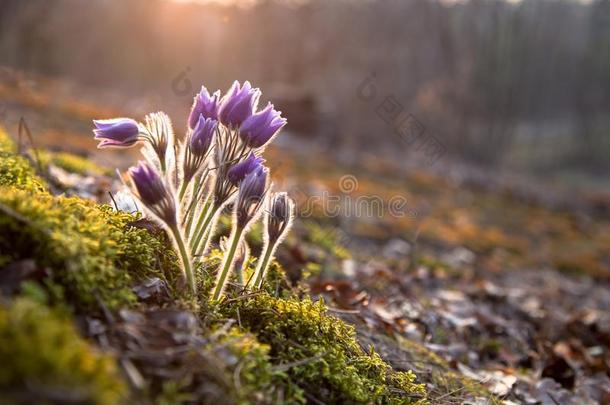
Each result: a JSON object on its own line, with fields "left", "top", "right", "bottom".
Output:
{"left": 129, "top": 161, "right": 177, "bottom": 226}
{"left": 188, "top": 86, "right": 220, "bottom": 129}
{"left": 183, "top": 116, "right": 217, "bottom": 184}
{"left": 239, "top": 103, "right": 286, "bottom": 148}
{"left": 227, "top": 152, "right": 265, "bottom": 186}
{"left": 218, "top": 81, "right": 261, "bottom": 127}
{"left": 93, "top": 118, "right": 140, "bottom": 148}
{"left": 93, "top": 80, "right": 293, "bottom": 299}
{"left": 190, "top": 116, "right": 217, "bottom": 156}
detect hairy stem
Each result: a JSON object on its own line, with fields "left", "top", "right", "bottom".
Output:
{"left": 178, "top": 181, "right": 188, "bottom": 201}
{"left": 170, "top": 225, "right": 196, "bottom": 295}
{"left": 159, "top": 157, "right": 167, "bottom": 173}
{"left": 195, "top": 210, "right": 219, "bottom": 257}
{"left": 190, "top": 202, "right": 216, "bottom": 255}
{"left": 252, "top": 240, "right": 276, "bottom": 290}
{"left": 183, "top": 175, "right": 204, "bottom": 232}
{"left": 212, "top": 226, "right": 244, "bottom": 301}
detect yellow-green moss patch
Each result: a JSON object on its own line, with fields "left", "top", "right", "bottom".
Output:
{"left": 214, "top": 327, "right": 304, "bottom": 403}
{"left": 0, "top": 186, "right": 180, "bottom": 309}
{"left": 0, "top": 129, "right": 46, "bottom": 192}
{"left": 229, "top": 294, "right": 427, "bottom": 404}
{"left": 0, "top": 297, "right": 126, "bottom": 404}
{"left": 36, "top": 149, "right": 112, "bottom": 176}
{"left": 396, "top": 336, "right": 497, "bottom": 402}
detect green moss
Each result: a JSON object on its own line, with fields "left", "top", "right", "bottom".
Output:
{"left": 229, "top": 294, "right": 427, "bottom": 404}
{"left": 0, "top": 125, "right": 181, "bottom": 309}
{"left": 259, "top": 260, "right": 293, "bottom": 297}
{"left": 36, "top": 149, "right": 111, "bottom": 176}
{"left": 396, "top": 336, "right": 496, "bottom": 402}
{"left": 0, "top": 129, "right": 16, "bottom": 153}
{"left": 0, "top": 186, "right": 180, "bottom": 309}
{"left": 303, "top": 221, "right": 350, "bottom": 260}
{"left": 0, "top": 297, "right": 126, "bottom": 404}
{"left": 216, "top": 327, "right": 305, "bottom": 403}
{"left": 0, "top": 130, "right": 46, "bottom": 192}
{"left": 213, "top": 214, "right": 265, "bottom": 251}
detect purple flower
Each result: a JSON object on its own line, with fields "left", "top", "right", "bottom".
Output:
{"left": 236, "top": 166, "right": 268, "bottom": 229}
{"left": 239, "top": 103, "right": 286, "bottom": 148}
{"left": 190, "top": 116, "right": 217, "bottom": 157}
{"left": 93, "top": 118, "right": 140, "bottom": 148}
{"left": 188, "top": 86, "right": 221, "bottom": 129}
{"left": 129, "top": 161, "right": 176, "bottom": 225}
{"left": 183, "top": 116, "right": 217, "bottom": 183}
{"left": 218, "top": 81, "right": 261, "bottom": 128}
{"left": 227, "top": 152, "right": 265, "bottom": 186}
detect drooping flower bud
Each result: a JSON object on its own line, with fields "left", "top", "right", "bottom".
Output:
{"left": 239, "top": 103, "right": 286, "bottom": 148}
{"left": 235, "top": 166, "right": 268, "bottom": 229}
{"left": 93, "top": 118, "right": 140, "bottom": 148}
{"left": 227, "top": 152, "right": 264, "bottom": 186}
{"left": 267, "top": 192, "right": 294, "bottom": 244}
{"left": 218, "top": 81, "right": 261, "bottom": 128}
{"left": 188, "top": 86, "right": 221, "bottom": 129}
{"left": 129, "top": 161, "right": 177, "bottom": 226}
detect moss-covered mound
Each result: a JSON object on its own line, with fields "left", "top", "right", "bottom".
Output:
{"left": 0, "top": 297, "right": 126, "bottom": 404}
{"left": 0, "top": 129, "right": 179, "bottom": 309}
{"left": 0, "top": 188, "right": 180, "bottom": 308}
{"left": 230, "top": 294, "right": 427, "bottom": 404}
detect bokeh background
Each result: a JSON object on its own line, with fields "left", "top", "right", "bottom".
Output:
{"left": 1, "top": 0, "right": 609, "bottom": 192}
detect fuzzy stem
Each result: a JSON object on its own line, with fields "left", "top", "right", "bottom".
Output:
{"left": 184, "top": 175, "right": 204, "bottom": 234}
{"left": 190, "top": 202, "right": 216, "bottom": 254}
{"left": 235, "top": 262, "right": 244, "bottom": 285}
{"left": 178, "top": 181, "right": 188, "bottom": 201}
{"left": 159, "top": 157, "right": 167, "bottom": 173}
{"left": 184, "top": 177, "right": 200, "bottom": 235}
{"left": 190, "top": 199, "right": 212, "bottom": 246}
{"left": 212, "top": 226, "right": 244, "bottom": 301}
{"left": 195, "top": 209, "right": 220, "bottom": 257}
{"left": 252, "top": 240, "right": 276, "bottom": 290}
{"left": 170, "top": 225, "right": 196, "bottom": 295}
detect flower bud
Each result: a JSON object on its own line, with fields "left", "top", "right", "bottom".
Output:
{"left": 183, "top": 116, "right": 217, "bottom": 183}
{"left": 190, "top": 116, "right": 217, "bottom": 157}
{"left": 267, "top": 192, "right": 294, "bottom": 243}
{"left": 235, "top": 166, "right": 268, "bottom": 229}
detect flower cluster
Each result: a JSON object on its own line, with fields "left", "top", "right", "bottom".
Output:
{"left": 93, "top": 81, "right": 292, "bottom": 300}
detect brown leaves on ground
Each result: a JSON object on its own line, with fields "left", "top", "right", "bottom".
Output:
{"left": 308, "top": 257, "right": 610, "bottom": 404}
